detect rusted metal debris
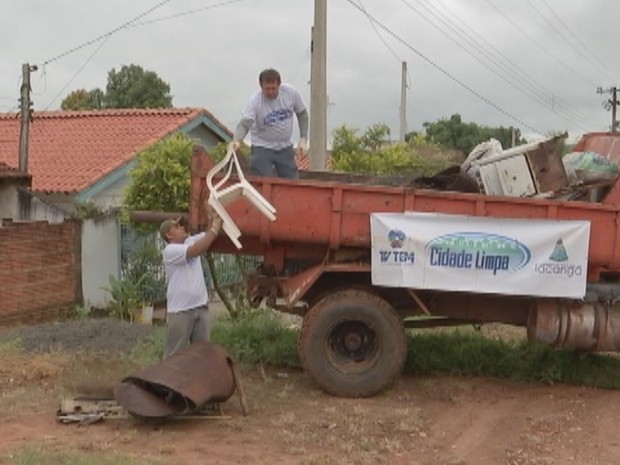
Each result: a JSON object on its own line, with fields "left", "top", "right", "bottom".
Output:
{"left": 114, "top": 341, "right": 248, "bottom": 418}
{"left": 56, "top": 397, "right": 234, "bottom": 425}
{"left": 57, "top": 398, "right": 125, "bottom": 425}
{"left": 528, "top": 300, "right": 620, "bottom": 351}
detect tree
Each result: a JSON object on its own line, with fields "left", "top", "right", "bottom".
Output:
{"left": 422, "top": 114, "right": 526, "bottom": 155}
{"left": 123, "top": 133, "right": 193, "bottom": 221}
{"left": 61, "top": 88, "right": 105, "bottom": 111}
{"left": 105, "top": 64, "right": 172, "bottom": 109}
{"left": 123, "top": 136, "right": 254, "bottom": 227}
{"left": 60, "top": 64, "right": 172, "bottom": 110}
{"left": 331, "top": 124, "right": 457, "bottom": 176}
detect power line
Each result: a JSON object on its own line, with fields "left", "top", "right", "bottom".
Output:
{"left": 525, "top": 0, "right": 615, "bottom": 82}
{"left": 42, "top": 0, "right": 174, "bottom": 66}
{"left": 358, "top": 0, "right": 415, "bottom": 105}
{"left": 431, "top": 0, "right": 598, "bottom": 128}
{"left": 289, "top": 45, "right": 311, "bottom": 86}
{"left": 537, "top": 0, "right": 620, "bottom": 80}
{"left": 357, "top": 0, "right": 402, "bottom": 63}
{"left": 127, "top": 0, "right": 248, "bottom": 28}
{"left": 355, "top": 0, "right": 415, "bottom": 87}
{"left": 483, "top": 0, "right": 598, "bottom": 89}
{"left": 38, "top": 0, "right": 252, "bottom": 109}
{"left": 417, "top": 0, "right": 600, "bottom": 129}
{"left": 398, "top": 0, "right": 594, "bottom": 131}
{"left": 344, "top": 0, "right": 543, "bottom": 135}
{"left": 43, "top": 36, "right": 111, "bottom": 110}
{"left": 41, "top": 0, "right": 250, "bottom": 68}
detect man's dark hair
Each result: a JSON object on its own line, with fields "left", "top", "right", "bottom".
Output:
{"left": 259, "top": 68, "right": 281, "bottom": 85}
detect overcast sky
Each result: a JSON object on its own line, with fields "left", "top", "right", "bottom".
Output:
{"left": 2, "top": 0, "right": 619, "bottom": 146}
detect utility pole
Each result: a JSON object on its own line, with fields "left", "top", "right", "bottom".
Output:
{"left": 309, "top": 0, "right": 327, "bottom": 170}
{"left": 399, "top": 62, "right": 407, "bottom": 143}
{"left": 613, "top": 87, "right": 618, "bottom": 133}
{"left": 18, "top": 63, "right": 37, "bottom": 173}
{"left": 597, "top": 86, "right": 620, "bottom": 133}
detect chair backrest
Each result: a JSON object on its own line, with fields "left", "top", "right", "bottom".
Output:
{"left": 206, "top": 148, "right": 277, "bottom": 249}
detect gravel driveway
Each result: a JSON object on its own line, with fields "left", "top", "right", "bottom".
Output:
{"left": 0, "top": 318, "right": 160, "bottom": 355}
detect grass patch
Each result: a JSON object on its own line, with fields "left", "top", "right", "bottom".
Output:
{"left": 5, "top": 447, "right": 162, "bottom": 465}
{"left": 405, "top": 329, "right": 620, "bottom": 388}
{"left": 214, "top": 316, "right": 620, "bottom": 390}
{"left": 212, "top": 309, "right": 299, "bottom": 368}
{"left": 128, "top": 328, "right": 166, "bottom": 363}
{"left": 5, "top": 314, "right": 620, "bottom": 392}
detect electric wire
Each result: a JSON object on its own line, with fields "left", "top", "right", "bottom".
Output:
{"left": 343, "top": 0, "right": 543, "bottom": 135}
{"left": 43, "top": 36, "right": 111, "bottom": 110}
{"left": 357, "top": 0, "right": 414, "bottom": 91}
{"left": 537, "top": 0, "right": 620, "bottom": 80}
{"left": 420, "top": 0, "right": 600, "bottom": 129}
{"left": 39, "top": 0, "right": 252, "bottom": 110}
{"left": 32, "top": 69, "right": 47, "bottom": 96}
{"left": 290, "top": 45, "right": 311, "bottom": 86}
{"left": 526, "top": 0, "right": 616, "bottom": 82}
{"left": 431, "top": 0, "right": 599, "bottom": 128}
{"left": 127, "top": 0, "right": 247, "bottom": 28}
{"left": 42, "top": 0, "right": 173, "bottom": 66}
{"left": 399, "top": 0, "right": 593, "bottom": 131}
{"left": 357, "top": 0, "right": 402, "bottom": 63}
{"left": 483, "top": 0, "right": 598, "bottom": 88}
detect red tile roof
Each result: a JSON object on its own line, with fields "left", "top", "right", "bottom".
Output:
{"left": 0, "top": 161, "right": 30, "bottom": 180}
{"left": 0, "top": 108, "right": 230, "bottom": 194}
{"left": 296, "top": 153, "right": 332, "bottom": 171}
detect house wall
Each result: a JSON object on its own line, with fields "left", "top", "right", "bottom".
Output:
{"left": 16, "top": 190, "right": 69, "bottom": 223}
{"left": 0, "top": 184, "right": 17, "bottom": 219}
{"left": 188, "top": 126, "right": 223, "bottom": 149}
{"left": 0, "top": 180, "right": 30, "bottom": 220}
{"left": 81, "top": 216, "right": 120, "bottom": 309}
{"left": 91, "top": 176, "right": 128, "bottom": 209}
{"left": 0, "top": 182, "right": 68, "bottom": 223}
{"left": 0, "top": 219, "right": 81, "bottom": 326}
{"left": 34, "top": 193, "right": 76, "bottom": 214}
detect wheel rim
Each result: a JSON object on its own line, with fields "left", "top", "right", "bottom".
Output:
{"left": 324, "top": 320, "right": 381, "bottom": 374}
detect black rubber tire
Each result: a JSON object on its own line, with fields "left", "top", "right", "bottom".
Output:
{"left": 299, "top": 289, "right": 406, "bottom": 398}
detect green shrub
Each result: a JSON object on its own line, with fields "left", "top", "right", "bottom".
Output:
{"left": 404, "top": 329, "right": 620, "bottom": 389}
{"left": 100, "top": 274, "right": 147, "bottom": 322}
{"left": 212, "top": 310, "right": 299, "bottom": 368}
{"left": 128, "top": 329, "right": 166, "bottom": 364}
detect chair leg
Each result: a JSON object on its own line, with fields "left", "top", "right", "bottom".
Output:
{"left": 231, "top": 363, "right": 249, "bottom": 416}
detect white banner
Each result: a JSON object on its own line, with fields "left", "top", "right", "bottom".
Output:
{"left": 371, "top": 212, "right": 590, "bottom": 298}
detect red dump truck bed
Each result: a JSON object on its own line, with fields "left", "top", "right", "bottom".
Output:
{"left": 182, "top": 141, "right": 620, "bottom": 398}
{"left": 190, "top": 146, "right": 620, "bottom": 282}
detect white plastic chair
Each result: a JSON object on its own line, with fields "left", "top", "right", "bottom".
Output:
{"left": 206, "top": 147, "right": 276, "bottom": 249}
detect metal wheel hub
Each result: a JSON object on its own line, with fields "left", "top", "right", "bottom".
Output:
{"left": 328, "top": 321, "right": 378, "bottom": 364}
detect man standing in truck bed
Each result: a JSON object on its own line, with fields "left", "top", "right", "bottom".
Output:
{"left": 229, "top": 68, "right": 308, "bottom": 179}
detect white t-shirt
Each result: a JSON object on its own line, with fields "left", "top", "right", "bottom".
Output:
{"left": 163, "top": 233, "right": 208, "bottom": 313}
{"left": 243, "top": 83, "right": 307, "bottom": 150}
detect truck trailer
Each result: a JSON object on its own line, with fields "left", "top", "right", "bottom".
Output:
{"left": 141, "top": 135, "right": 620, "bottom": 398}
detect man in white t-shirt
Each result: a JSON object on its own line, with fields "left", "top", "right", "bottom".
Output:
{"left": 159, "top": 211, "right": 223, "bottom": 358}
{"left": 229, "top": 68, "right": 309, "bottom": 179}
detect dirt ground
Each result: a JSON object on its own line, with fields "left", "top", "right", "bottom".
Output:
{"left": 2, "top": 322, "right": 620, "bottom": 465}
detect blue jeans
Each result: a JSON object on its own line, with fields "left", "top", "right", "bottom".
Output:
{"left": 250, "top": 145, "right": 299, "bottom": 179}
